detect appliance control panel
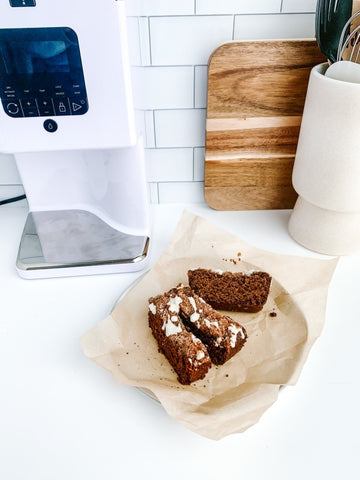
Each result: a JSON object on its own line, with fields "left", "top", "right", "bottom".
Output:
{"left": 0, "top": 27, "right": 88, "bottom": 119}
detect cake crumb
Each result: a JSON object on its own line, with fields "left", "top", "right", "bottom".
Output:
{"left": 222, "top": 257, "right": 237, "bottom": 264}
{"left": 269, "top": 311, "right": 277, "bottom": 317}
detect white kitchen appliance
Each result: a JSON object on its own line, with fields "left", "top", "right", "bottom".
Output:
{"left": 0, "top": 0, "right": 150, "bottom": 278}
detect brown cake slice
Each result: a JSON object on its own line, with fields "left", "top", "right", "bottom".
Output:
{"left": 171, "top": 285, "right": 247, "bottom": 366}
{"left": 148, "top": 290, "right": 211, "bottom": 385}
{"left": 188, "top": 268, "right": 272, "bottom": 313}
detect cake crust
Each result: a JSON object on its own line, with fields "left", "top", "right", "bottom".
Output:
{"left": 188, "top": 268, "right": 272, "bottom": 313}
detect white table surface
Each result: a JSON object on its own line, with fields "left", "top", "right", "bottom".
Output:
{"left": 1, "top": 203, "right": 359, "bottom": 480}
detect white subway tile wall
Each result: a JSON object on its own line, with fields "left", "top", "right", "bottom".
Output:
{"left": 233, "top": 13, "right": 315, "bottom": 40}
{"left": 133, "top": 66, "right": 194, "bottom": 109}
{"left": 146, "top": 148, "right": 194, "bottom": 182}
{"left": 0, "top": 0, "right": 317, "bottom": 204}
{"left": 282, "top": 0, "right": 317, "bottom": 13}
{"left": 149, "top": 16, "right": 234, "bottom": 66}
{"left": 196, "top": 0, "right": 282, "bottom": 15}
{"left": 154, "top": 109, "right": 206, "bottom": 148}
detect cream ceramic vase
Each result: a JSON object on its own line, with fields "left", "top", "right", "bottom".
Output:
{"left": 288, "top": 62, "right": 360, "bottom": 255}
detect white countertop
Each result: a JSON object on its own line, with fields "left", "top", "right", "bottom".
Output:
{"left": 1, "top": 204, "right": 359, "bottom": 480}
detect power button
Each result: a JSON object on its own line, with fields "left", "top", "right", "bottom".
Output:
{"left": 43, "top": 119, "right": 58, "bottom": 133}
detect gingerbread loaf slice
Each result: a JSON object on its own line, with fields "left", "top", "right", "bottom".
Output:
{"left": 188, "top": 268, "right": 272, "bottom": 313}
{"left": 148, "top": 290, "right": 211, "bottom": 385}
{"left": 171, "top": 285, "right": 247, "bottom": 366}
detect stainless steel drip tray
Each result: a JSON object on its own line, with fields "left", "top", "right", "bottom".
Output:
{"left": 16, "top": 210, "right": 150, "bottom": 274}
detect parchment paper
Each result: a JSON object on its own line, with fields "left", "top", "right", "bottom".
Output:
{"left": 80, "top": 211, "right": 338, "bottom": 440}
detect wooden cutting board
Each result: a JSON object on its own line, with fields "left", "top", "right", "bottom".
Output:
{"left": 204, "top": 39, "right": 326, "bottom": 210}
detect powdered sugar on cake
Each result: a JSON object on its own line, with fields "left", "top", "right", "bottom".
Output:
{"left": 228, "top": 324, "right": 246, "bottom": 348}
{"left": 161, "top": 314, "right": 183, "bottom": 337}
{"left": 168, "top": 295, "right": 182, "bottom": 313}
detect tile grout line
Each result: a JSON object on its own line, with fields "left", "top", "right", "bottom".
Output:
{"left": 193, "top": 65, "right": 196, "bottom": 109}
{"left": 152, "top": 109, "right": 157, "bottom": 148}
{"left": 147, "top": 16, "right": 152, "bottom": 65}
{"left": 143, "top": 12, "right": 314, "bottom": 19}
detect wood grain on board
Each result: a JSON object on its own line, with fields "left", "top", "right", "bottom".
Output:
{"left": 204, "top": 40, "right": 326, "bottom": 210}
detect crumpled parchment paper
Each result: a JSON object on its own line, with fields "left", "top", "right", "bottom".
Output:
{"left": 80, "top": 211, "right": 338, "bottom": 440}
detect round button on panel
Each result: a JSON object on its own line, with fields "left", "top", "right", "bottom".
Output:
{"left": 7, "top": 102, "right": 20, "bottom": 114}
{"left": 43, "top": 119, "right": 58, "bottom": 133}
{"left": 2, "top": 99, "right": 23, "bottom": 117}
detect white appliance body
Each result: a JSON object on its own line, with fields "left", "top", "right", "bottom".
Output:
{"left": 0, "top": 0, "right": 136, "bottom": 152}
{"left": 0, "top": 0, "right": 150, "bottom": 278}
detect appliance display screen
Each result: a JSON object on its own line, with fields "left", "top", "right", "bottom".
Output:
{"left": 0, "top": 27, "right": 88, "bottom": 118}
{"left": 3, "top": 40, "right": 70, "bottom": 74}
